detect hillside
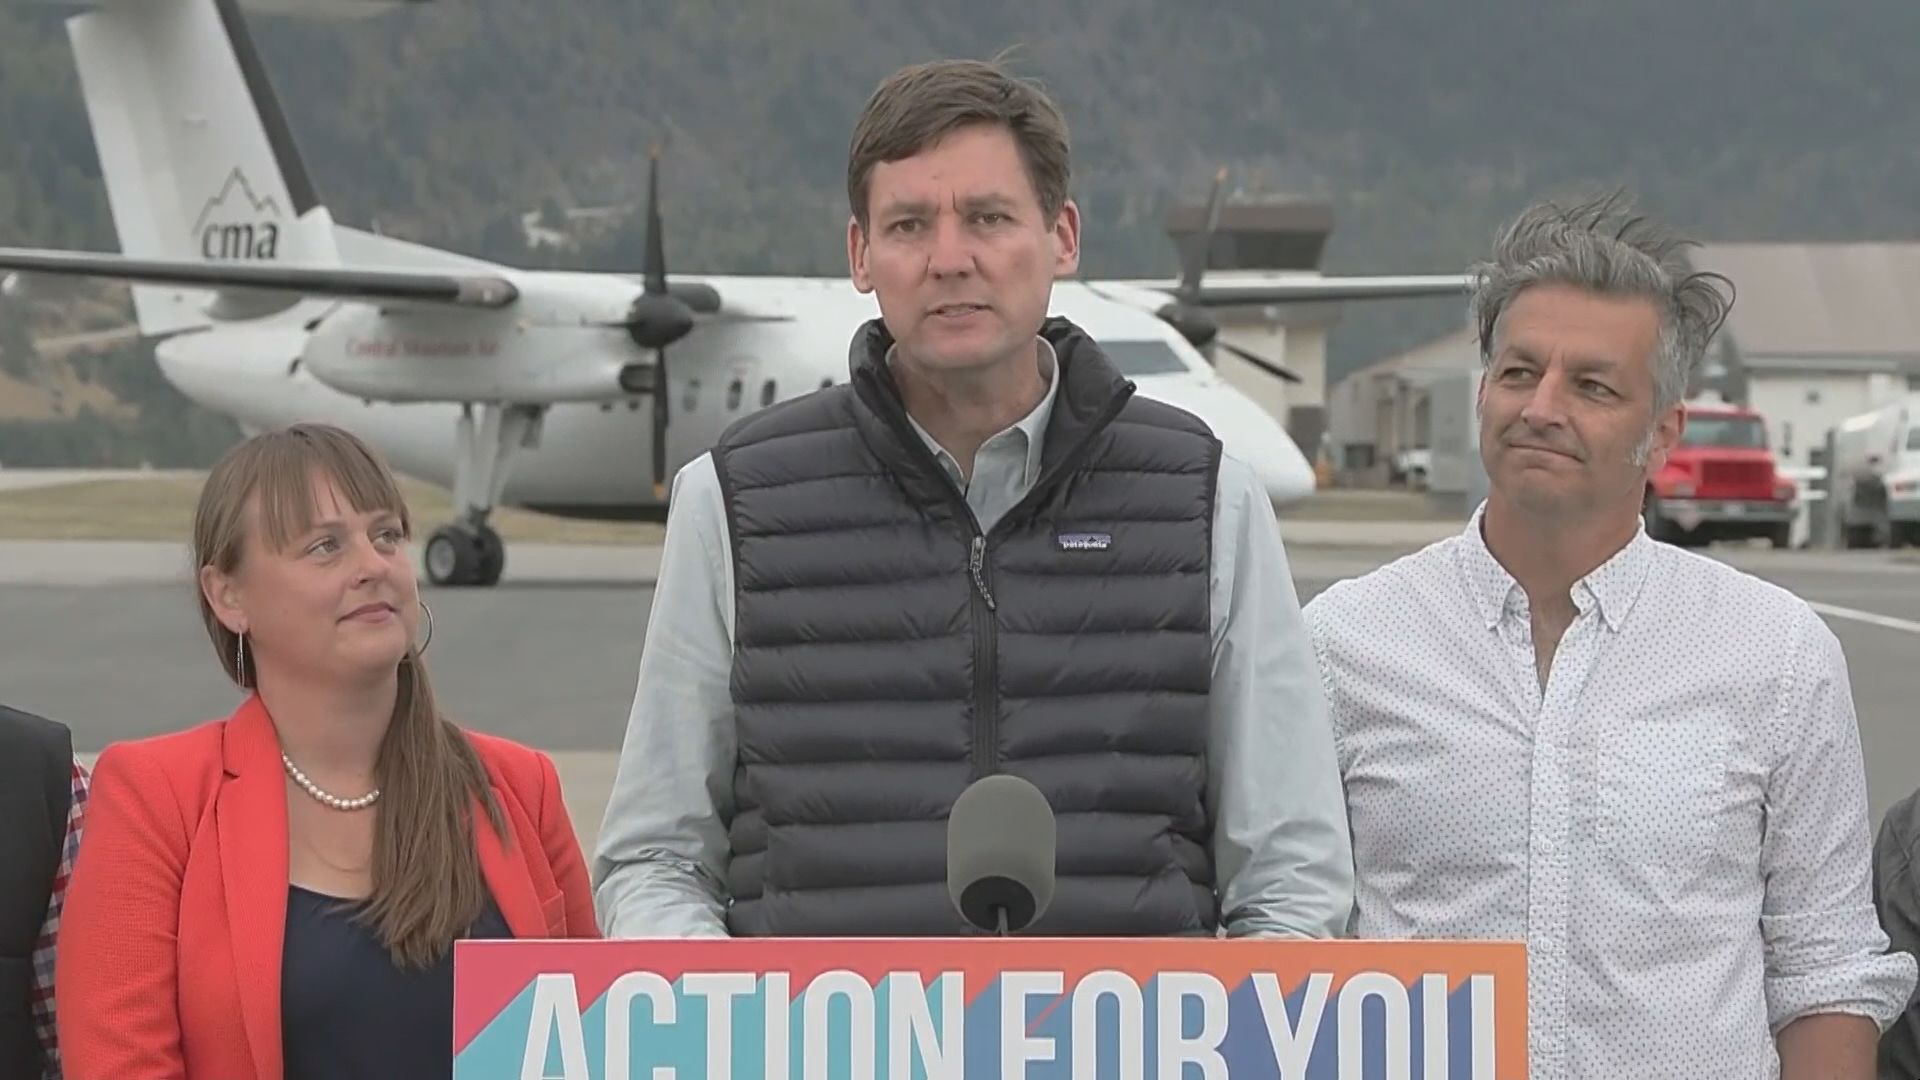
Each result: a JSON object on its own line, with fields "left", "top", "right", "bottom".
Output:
{"left": 3, "top": 0, "right": 1918, "bottom": 464}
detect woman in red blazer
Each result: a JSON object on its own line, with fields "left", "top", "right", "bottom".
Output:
{"left": 56, "top": 424, "right": 600, "bottom": 1080}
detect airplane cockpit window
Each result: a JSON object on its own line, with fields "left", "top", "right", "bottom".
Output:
{"left": 727, "top": 378, "right": 743, "bottom": 411}
{"left": 819, "top": 376, "right": 834, "bottom": 390}
{"left": 1098, "top": 340, "right": 1195, "bottom": 377}
{"left": 761, "top": 379, "right": 777, "bottom": 407}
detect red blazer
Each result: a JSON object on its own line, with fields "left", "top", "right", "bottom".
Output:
{"left": 55, "top": 694, "right": 599, "bottom": 1080}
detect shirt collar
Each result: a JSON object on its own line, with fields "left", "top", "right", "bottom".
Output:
{"left": 890, "top": 336, "right": 1059, "bottom": 489}
{"left": 1456, "top": 500, "right": 1655, "bottom": 633}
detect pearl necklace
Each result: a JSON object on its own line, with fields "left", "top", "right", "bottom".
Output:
{"left": 281, "top": 750, "right": 381, "bottom": 811}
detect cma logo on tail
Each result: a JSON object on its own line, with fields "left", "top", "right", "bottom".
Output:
{"left": 194, "top": 167, "right": 281, "bottom": 261}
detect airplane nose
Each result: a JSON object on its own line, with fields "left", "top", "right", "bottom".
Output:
{"left": 1128, "top": 377, "right": 1318, "bottom": 506}
{"left": 1220, "top": 420, "right": 1316, "bottom": 505}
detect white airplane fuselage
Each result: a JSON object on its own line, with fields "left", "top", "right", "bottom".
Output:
{"left": 155, "top": 275, "right": 1320, "bottom": 519}
{"left": 0, "top": 0, "right": 1475, "bottom": 585}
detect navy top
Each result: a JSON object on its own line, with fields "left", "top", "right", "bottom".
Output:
{"left": 282, "top": 883, "right": 514, "bottom": 1080}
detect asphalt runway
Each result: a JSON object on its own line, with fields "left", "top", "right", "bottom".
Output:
{"left": 2, "top": 539, "right": 1916, "bottom": 845}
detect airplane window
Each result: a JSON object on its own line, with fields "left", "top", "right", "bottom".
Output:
{"left": 727, "top": 378, "right": 743, "bottom": 411}
{"left": 1099, "top": 340, "right": 1194, "bottom": 376}
{"left": 761, "top": 379, "right": 777, "bottom": 407}
{"left": 1907, "top": 426, "right": 1920, "bottom": 451}
{"left": 819, "top": 377, "right": 833, "bottom": 389}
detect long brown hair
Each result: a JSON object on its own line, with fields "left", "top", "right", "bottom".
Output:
{"left": 192, "top": 422, "right": 504, "bottom": 969}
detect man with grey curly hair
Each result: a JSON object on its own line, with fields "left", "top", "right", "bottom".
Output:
{"left": 1305, "top": 194, "right": 1914, "bottom": 1078}
{"left": 1467, "top": 192, "right": 1732, "bottom": 471}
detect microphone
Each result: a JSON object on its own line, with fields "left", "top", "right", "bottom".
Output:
{"left": 945, "top": 773, "right": 1056, "bottom": 935}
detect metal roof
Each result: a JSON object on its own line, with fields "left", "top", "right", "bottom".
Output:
{"left": 1691, "top": 242, "right": 1920, "bottom": 360}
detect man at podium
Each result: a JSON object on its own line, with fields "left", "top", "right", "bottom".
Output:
{"left": 590, "top": 57, "right": 1353, "bottom": 942}
{"left": 1305, "top": 195, "right": 1917, "bottom": 1079}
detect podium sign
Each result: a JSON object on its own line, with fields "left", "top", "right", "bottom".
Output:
{"left": 453, "top": 937, "right": 1525, "bottom": 1079}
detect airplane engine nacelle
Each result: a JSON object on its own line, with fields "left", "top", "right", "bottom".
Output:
{"left": 301, "top": 309, "right": 641, "bottom": 405}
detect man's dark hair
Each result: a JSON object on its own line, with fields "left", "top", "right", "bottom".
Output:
{"left": 846, "top": 54, "right": 1071, "bottom": 231}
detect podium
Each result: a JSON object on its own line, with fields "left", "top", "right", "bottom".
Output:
{"left": 452, "top": 937, "right": 1525, "bottom": 1078}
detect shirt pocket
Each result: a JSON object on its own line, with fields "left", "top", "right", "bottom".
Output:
{"left": 1594, "top": 717, "right": 1734, "bottom": 882}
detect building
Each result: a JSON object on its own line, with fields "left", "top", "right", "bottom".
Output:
{"left": 1160, "top": 194, "right": 1344, "bottom": 457}
{"left": 1324, "top": 326, "right": 1477, "bottom": 485}
{"left": 1688, "top": 242, "right": 1920, "bottom": 469}
{"left": 1328, "top": 240, "right": 1920, "bottom": 482}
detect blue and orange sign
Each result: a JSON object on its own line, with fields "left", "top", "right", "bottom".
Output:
{"left": 453, "top": 937, "right": 1526, "bottom": 1078}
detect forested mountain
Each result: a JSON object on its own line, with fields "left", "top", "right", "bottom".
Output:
{"left": 2, "top": 0, "right": 1917, "bottom": 464}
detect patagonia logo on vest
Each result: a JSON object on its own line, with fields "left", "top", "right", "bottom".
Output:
{"left": 1056, "top": 530, "right": 1112, "bottom": 551}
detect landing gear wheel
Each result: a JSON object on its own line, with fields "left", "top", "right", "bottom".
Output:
{"left": 436, "top": 401, "right": 543, "bottom": 587}
{"left": 425, "top": 523, "right": 504, "bottom": 587}
{"left": 474, "top": 525, "right": 505, "bottom": 584}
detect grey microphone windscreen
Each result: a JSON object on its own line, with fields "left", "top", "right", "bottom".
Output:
{"left": 945, "top": 773, "right": 1057, "bottom": 933}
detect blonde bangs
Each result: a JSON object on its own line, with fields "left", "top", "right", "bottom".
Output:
{"left": 244, "top": 426, "right": 413, "bottom": 556}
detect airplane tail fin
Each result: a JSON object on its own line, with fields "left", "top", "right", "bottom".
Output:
{"left": 63, "top": 0, "right": 365, "bottom": 335}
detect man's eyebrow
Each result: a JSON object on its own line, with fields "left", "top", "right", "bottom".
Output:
{"left": 877, "top": 194, "right": 1020, "bottom": 219}
{"left": 876, "top": 197, "right": 935, "bottom": 219}
{"left": 958, "top": 193, "right": 1018, "bottom": 211}
{"left": 1565, "top": 355, "right": 1624, "bottom": 374}
{"left": 1499, "top": 346, "right": 1622, "bottom": 373}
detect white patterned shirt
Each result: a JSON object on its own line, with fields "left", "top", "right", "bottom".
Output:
{"left": 1304, "top": 506, "right": 1916, "bottom": 1080}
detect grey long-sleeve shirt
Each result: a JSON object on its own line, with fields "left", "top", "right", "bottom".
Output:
{"left": 591, "top": 346, "right": 1354, "bottom": 940}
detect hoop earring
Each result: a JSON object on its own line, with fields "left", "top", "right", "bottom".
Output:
{"left": 416, "top": 599, "right": 434, "bottom": 656}
{"left": 234, "top": 629, "right": 248, "bottom": 689}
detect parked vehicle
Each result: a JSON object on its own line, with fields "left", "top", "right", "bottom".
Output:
{"left": 1389, "top": 447, "right": 1432, "bottom": 489}
{"left": 1829, "top": 394, "right": 1920, "bottom": 548}
{"left": 1644, "top": 398, "right": 1796, "bottom": 548}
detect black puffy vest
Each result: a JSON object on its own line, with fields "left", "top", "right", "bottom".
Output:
{"left": 710, "top": 317, "right": 1220, "bottom": 937}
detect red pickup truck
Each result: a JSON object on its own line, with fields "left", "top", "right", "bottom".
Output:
{"left": 1643, "top": 399, "right": 1796, "bottom": 548}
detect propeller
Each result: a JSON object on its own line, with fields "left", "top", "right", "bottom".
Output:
{"left": 1156, "top": 165, "right": 1229, "bottom": 351}
{"left": 1098, "top": 164, "right": 1302, "bottom": 384}
{"left": 1216, "top": 339, "right": 1302, "bottom": 383}
{"left": 602, "top": 146, "right": 793, "bottom": 498}
{"left": 617, "top": 146, "right": 698, "bottom": 500}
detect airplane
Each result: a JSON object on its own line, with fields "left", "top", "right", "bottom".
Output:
{"left": 0, "top": 0, "right": 1470, "bottom": 587}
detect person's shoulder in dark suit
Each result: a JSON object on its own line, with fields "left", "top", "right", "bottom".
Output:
{"left": 0, "top": 700, "right": 76, "bottom": 902}
{"left": 1, "top": 702, "right": 83, "bottom": 1080}
{"left": 0, "top": 703, "right": 73, "bottom": 773}
{"left": 1875, "top": 786, "right": 1920, "bottom": 1080}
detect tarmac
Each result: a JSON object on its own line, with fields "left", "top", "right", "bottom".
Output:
{"left": 3, "top": 528, "right": 1916, "bottom": 859}
{"left": 0, "top": 466, "right": 202, "bottom": 492}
